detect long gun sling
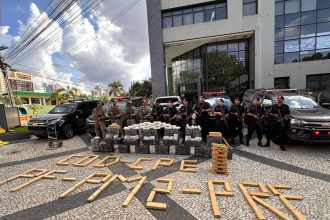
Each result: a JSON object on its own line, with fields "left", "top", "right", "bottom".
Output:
{"left": 277, "top": 108, "right": 285, "bottom": 128}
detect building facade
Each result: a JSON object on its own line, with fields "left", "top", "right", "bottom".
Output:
{"left": 147, "top": 0, "right": 330, "bottom": 100}
{"left": 0, "top": 69, "right": 6, "bottom": 94}
{"left": 8, "top": 70, "right": 34, "bottom": 92}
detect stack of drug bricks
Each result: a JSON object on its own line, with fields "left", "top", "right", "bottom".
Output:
{"left": 210, "top": 132, "right": 229, "bottom": 175}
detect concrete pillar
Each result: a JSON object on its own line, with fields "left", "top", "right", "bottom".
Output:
{"left": 28, "top": 98, "right": 32, "bottom": 105}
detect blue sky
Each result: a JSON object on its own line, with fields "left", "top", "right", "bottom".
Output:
{"left": 0, "top": 0, "right": 150, "bottom": 93}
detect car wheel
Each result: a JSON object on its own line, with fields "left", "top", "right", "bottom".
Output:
{"left": 62, "top": 124, "right": 74, "bottom": 139}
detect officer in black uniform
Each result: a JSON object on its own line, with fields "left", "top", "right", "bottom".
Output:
{"left": 264, "top": 95, "right": 290, "bottom": 151}
{"left": 193, "top": 95, "right": 211, "bottom": 141}
{"left": 151, "top": 100, "right": 164, "bottom": 122}
{"left": 245, "top": 98, "right": 265, "bottom": 147}
{"left": 163, "top": 100, "right": 178, "bottom": 125}
{"left": 229, "top": 97, "right": 245, "bottom": 144}
{"left": 178, "top": 98, "right": 193, "bottom": 143}
{"left": 213, "top": 99, "right": 229, "bottom": 138}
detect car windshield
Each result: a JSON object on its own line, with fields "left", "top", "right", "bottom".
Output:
{"left": 205, "top": 98, "right": 232, "bottom": 108}
{"left": 50, "top": 104, "right": 76, "bottom": 114}
{"left": 284, "top": 96, "right": 319, "bottom": 109}
{"left": 156, "top": 98, "right": 180, "bottom": 105}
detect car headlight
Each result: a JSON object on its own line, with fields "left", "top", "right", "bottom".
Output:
{"left": 58, "top": 119, "right": 65, "bottom": 126}
{"left": 28, "top": 120, "right": 33, "bottom": 125}
{"left": 290, "top": 119, "right": 305, "bottom": 126}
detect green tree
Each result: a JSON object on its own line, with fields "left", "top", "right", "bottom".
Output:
{"left": 51, "top": 89, "right": 66, "bottom": 105}
{"left": 14, "top": 96, "right": 24, "bottom": 106}
{"left": 108, "top": 81, "right": 124, "bottom": 97}
{"left": 0, "top": 95, "right": 9, "bottom": 105}
{"left": 30, "top": 104, "right": 43, "bottom": 116}
{"left": 129, "top": 78, "right": 152, "bottom": 97}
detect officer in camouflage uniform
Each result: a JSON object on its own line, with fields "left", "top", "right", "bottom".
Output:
{"left": 138, "top": 100, "right": 151, "bottom": 123}
{"left": 108, "top": 99, "right": 121, "bottom": 126}
{"left": 92, "top": 101, "right": 106, "bottom": 139}
{"left": 125, "top": 100, "right": 136, "bottom": 126}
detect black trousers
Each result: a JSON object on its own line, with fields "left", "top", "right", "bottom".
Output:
{"left": 267, "top": 120, "right": 288, "bottom": 146}
{"left": 215, "top": 118, "right": 228, "bottom": 138}
{"left": 229, "top": 118, "right": 243, "bottom": 140}
{"left": 197, "top": 116, "right": 209, "bottom": 139}
{"left": 180, "top": 119, "right": 188, "bottom": 140}
{"left": 246, "top": 122, "right": 263, "bottom": 141}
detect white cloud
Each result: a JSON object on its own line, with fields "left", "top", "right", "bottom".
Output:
{"left": 1, "top": 1, "right": 151, "bottom": 94}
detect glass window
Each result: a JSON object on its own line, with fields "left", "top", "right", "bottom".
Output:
{"left": 194, "top": 48, "right": 200, "bottom": 58}
{"left": 285, "top": 0, "right": 300, "bottom": 14}
{"left": 301, "top": 0, "right": 316, "bottom": 12}
{"left": 275, "top": 53, "right": 284, "bottom": 64}
{"left": 301, "top": 37, "right": 316, "bottom": 51}
{"left": 275, "top": 41, "right": 284, "bottom": 53}
{"left": 183, "top": 13, "right": 193, "bottom": 25}
{"left": 194, "top": 11, "right": 204, "bottom": 24}
{"left": 275, "top": 28, "right": 284, "bottom": 41}
{"left": 275, "top": 2, "right": 284, "bottom": 16}
{"left": 301, "top": 24, "right": 316, "bottom": 37}
{"left": 284, "top": 26, "right": 300, "bottom": 40}
{"left": 274, "top": 77, "right": 290, "bottom": 89}
{"left": 285, "top": 39, "right": 300, "bottom": 52}
{"left": 239, "top": 39, "right": 249, "bottom": 51}
{"left": 300, "top": 50, "right": 316, "bottom": 61}
{"left": 243, "top": 0, "right": 257, "bottom": 16}
{"left": 316, "top": 36, "right": 330, "bottom": 49}
{"left": 217, "top": 42, "right": 227, "bottom": 52}
{"left": 193, "top": 59, "right": 201, "bottom": 69}
{"left": 317, "top": 0, "right": 330, "bottom": 10}
{"left": 239, "top": 51, "right": 246, "bottom": 62}
{"left": 216, "top": 6, "right": 227, "bottom": 20}
{"left": 207, "top": 44, "right": 217, "bottom": 53}
{"left": 228, "top": 51, "right": 239, "bottom": 60}
{"left": 317, "top": 8, "right": 330, "bottom": 23}
{"left": 301, "top": 11, "right": 317, "bottom": 25}
{"left": 204, "top": 8, "right": 216, "bottom": 22}
{"left": 162, "top": 17, "right": 172, "bottom": 28}
{"left": 285, "top": 13, "right": 300, "bottom": 27}
{"left": 316, "top": 49, "right": 330, "bottom": 59}
{"left": 317, "top": 22, "right": 330, "bottom": 36}
{"left": 275, "top": 16, "right": 284, "bottom": 28}
{"left": 228, "top": 40, "right": 239, "bottom": 52}
{"left": 173, "top": 15, "right": 182, "bottom": 27}
{"left": 284, "top": 52, "right": 300, "bottom": 62}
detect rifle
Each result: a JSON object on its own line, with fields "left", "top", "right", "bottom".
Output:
{"left": 220, "top": 107, "right": 229, "bottom": 130}
{"left": 277, "top": 109, "right": 285, "bottom": 128}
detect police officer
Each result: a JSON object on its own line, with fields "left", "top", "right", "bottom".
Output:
{"left": 264, "top": 95, "right": 290, "bottom": 151}
{"left": 163, "top": 100, "right": 178, "bottom": 125}
{"left": 108, "top": 99, "right": 121, "bottom": 125}
{"left": 92, "top": 101, "right": 106, "bottom": 139}
{"left": 229, "top": 97, "right": 245, "bottom": 144}
{"left": 138, "top": 99, "right": 151, "bottom": 123}
{"left": 151, "top": 100, "right": 164, "bottom": 122}
{"left": 178, "top": 98, "right": 193, "bottom": 143}
{"left": 193, "top": 95, "right": 211, "bottom": 141}
{"left": 245, "top": 98, "right": 264, "bottom": 147}
{"left": 125, "top": 100, "right": 136, "bottom": 126}
{"left": 213, "top": 99, "right": 229, "bottom": 138}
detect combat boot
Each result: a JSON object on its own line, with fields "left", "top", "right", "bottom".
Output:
{"left": 280, "top": 145, "right": 287, "bottom": 151}
{"left": 258, "top": 140, "right": 263, "bottom": 147}
{"left": 245, "top": 140, "right": 249, "bottom": 147}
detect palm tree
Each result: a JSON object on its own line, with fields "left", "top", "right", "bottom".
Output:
{"left": 108, "top": 81, "right": 124, "bottom": 97}
{"left": 51, "top": 89, "right": 66, "bottom": 105}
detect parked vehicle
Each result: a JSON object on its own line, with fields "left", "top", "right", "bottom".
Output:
{"left": 28, "top": 100, "right": 98, "bottom": 139}
{"left": 154, "top": 96, "right": 182, "bottom": 110}
{"left": 242, "top": 89, "right": 330, "bottom": 143}
{"left": 86, "top": 98, "right": 142, "bottom": 136}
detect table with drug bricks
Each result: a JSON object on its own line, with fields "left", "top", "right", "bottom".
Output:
{"left": 0, "top": 125, "right": 329, "bottom": 220}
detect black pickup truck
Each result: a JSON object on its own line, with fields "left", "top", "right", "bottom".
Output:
{"left": 28, "top": 100, "right": 98, "bottom": 139}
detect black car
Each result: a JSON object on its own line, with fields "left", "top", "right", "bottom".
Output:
{"left": 242, "top": 89, "right": 330, "bottom": 143}
{"left": 28, "top": 100, "right": 98, "bottom": 139}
